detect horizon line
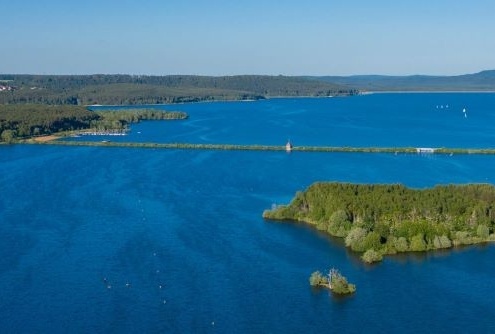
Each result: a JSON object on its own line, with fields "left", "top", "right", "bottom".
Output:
{"left": 1, "top": 69, "right": 494, "bottom": 78}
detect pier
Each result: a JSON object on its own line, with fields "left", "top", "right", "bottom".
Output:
{"left": 79, "top": 130, "right": 128, "bottom": 136}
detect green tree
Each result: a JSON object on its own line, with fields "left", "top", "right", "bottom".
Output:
{"left": 309, "top": 271, "right": 328, "bottom": 287}
{"left": 327, "top": 209, "right": 351, "bottom": 237}
{"left": 454, "top": 231, "right": 474, "bottom": 245}
{"left": 329, "top": 268, "right": 356, "bottom": 294}
{"left": 361, "top": 249, "right": 383, "bottom": 263}
{"left": 393, "top": 236, "right": 409, "bottom": 252}
{"left": 345, "top": 227, "right": 368, "bottom": 252}
{"left": 433, "top": 235, "right": 452, "bottom": 249}
{"left": 361, "top": 231, "right": 382, "bottom": 251}
{"left": 410, "top": 234, "right": 427, "bottom": 251}
{"left": 1, "top": 129, "right": 16, "bottom": 143}
{"left": 477, "top": 224, "right": 490, "bottom": 239}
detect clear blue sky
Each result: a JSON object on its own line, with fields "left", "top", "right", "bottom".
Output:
{"left": 2, "top": 0, "right": 494, "bottom": 76}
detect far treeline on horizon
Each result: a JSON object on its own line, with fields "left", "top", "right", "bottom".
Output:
{"left": 0, "top": 70, "right": 494, "bottom": 106}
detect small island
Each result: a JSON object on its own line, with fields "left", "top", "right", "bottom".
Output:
{"left": 309, "top": 268, "right": 356, "bottom": 294}
{"left": 263, "top": 183, "right": 495, "bottom": 263}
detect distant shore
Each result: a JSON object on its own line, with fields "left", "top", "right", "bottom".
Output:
{"left": 366, "top": 90, "right": 495, "bottom": 94}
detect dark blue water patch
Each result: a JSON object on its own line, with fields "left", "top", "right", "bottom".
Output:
{"left": 2, "top": 95, "right": 495, "bottom": 332}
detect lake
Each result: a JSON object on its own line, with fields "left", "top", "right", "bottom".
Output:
{"left": 1, "top": 93, "right": 495, "bottom": 333}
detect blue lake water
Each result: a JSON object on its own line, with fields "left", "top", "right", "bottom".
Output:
{"left": 85, "top": 93, "right": 495, "bottom": 148}
{"left": 2, "top": 94, "right": 495, "bottom": 333}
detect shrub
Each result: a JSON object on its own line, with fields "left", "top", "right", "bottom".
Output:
{"left": 453, "top": 231, "right": 475, "bottom": 245}
{"left": 393, "top": 236, "right": 409, "bottom": 252}
{"left": 362, "top": 231, "right": 382, "bottom": 251}
{"left": 433, "top": 235, "right": 452, "bottom": 249}
{"left": 362, "top": 249, "right": 383, "bottom": 263}
{"left": 329, "top": 268, "right": 356, "bottom": 294}
{"left": 477, "top": 224, "right": 490, "bottom": 239}
{"left": 410, "top": 234, "right": 427, "bottom": 252}
{"left": 327, "top": 210, "right": 351, "bottom": 236}
{"left": 345, "top": 227, "right": 368, "bottom": 252}
{"left": 309, "top": 271, "right": 328, "bottom": 287}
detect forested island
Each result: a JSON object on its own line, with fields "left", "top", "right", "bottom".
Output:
{"left": 263, "top": 183, "right": 495, "bottom": 263}
{"left": 0, "top": 74, "right": 357, "bottom": 105}
{"left": 0, "top": 104, "right": 187, "bottom": 143}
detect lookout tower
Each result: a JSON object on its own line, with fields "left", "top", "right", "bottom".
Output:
{"left": 285, "top": 140, "right": 293, "bottom": 152}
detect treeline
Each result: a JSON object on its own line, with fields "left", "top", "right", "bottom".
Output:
{"left": 263, "top": 182, "right": 495, "bottom": 263}
{"left": 314, "top": 69, "right": 495, "bottom": 91}
{"left": 0, "top": 104, "right": 98, "bottom": 142}
{"left": 0, "top": 105, "right": 187, "bottom": 142}
{"left": 89, "top": 109, "right": 187, "bottom": 131}
{"left": 0, "top": 74, "right": 358, "bottom": 105}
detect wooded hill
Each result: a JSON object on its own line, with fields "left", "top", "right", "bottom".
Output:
{"left": 0, "top": 75, "right": 357, "bottom": 105}
{"left": 0, "top": 104, "right": 186, "bottom": 142}
{"left": 2, "top": 70, "right": 493, "bottom": 105}
{"left": 0, "top": 104, "right": 97, "bottom": 141}
{"left": 312, "top": 70, "right": 495, "bottom": 92}
{"left": 263, "top": 182, "right": 495, "bottom": 263}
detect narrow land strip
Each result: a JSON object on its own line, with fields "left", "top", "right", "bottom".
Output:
{"left": 28, "top": 140, "right": 495, "bottom": 155}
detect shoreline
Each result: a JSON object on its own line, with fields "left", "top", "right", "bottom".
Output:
{"left": 263, "top": 182, "right": 495, "bottom": 264}
{"left": 84, "top": 94, "right": 357, "bottom": 108}
{"left": 366, "top": 90, "right": 495, "bottom": 94}
{"left": 31, "top": 135, "right": 61, "bottom": 142}
{"left": 83, "top": 90, "right": 495, "bottom": 108}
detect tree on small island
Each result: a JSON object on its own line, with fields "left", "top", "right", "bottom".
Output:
{"left": 309, "top": 268, "right": 356, "bottom": 295}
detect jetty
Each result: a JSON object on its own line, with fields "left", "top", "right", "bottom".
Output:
{"left": 79, "top": 130, "right": 128, "bottom": 136}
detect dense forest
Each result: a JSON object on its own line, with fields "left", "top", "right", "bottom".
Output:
{"left": 0, "top": 75, "right": 358, "bottom": 105}
{"left": 0, "top": 105, "right": 187, "bottom": 142}
{"left": 1, "top": 71, "right": 492, "bottom": 105}
{"left": 263, "top": 182, "right": 495, "bottom": 263}
{"left": 89, "top": 109, "right": 187, "bottom": 132}
{"left": 313, "top": 69, "right": 495, "bottom": 91}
